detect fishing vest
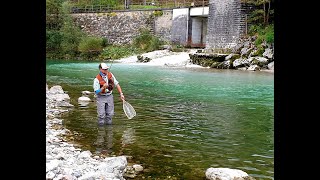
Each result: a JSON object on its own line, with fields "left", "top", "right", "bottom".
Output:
{"left": 96, "top": 72, "right": 114, "bottom": 94}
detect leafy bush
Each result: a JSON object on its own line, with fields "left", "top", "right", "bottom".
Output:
{"left": 171, "top": 44, "right": 185, "bottom": 52}
{"left": 100, "top": 45, "right": 139, "bottom": 60}
{"left": 153, "top": 10, "right": 163, "bottom": 17}
{"left": 264, "top": 24, "right": 274, "bottom": 44}
{"left": 249, "top": 24, "right": 274, "bottom": 45}
{"left": 133, "top": 28, "right": 163, "bottom": 52}
{"left": 78, "top": 36, "right": 104, "bottom": 60}
{"left": 46, "top": 30, "right": 62, "bottom": 52}
{"left": 101, "top": 37, "right": 109, "bottom": 47}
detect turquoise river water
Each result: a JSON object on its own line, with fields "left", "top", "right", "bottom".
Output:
{"left": 46, "top": 60, "right": 274, "bottom": 180}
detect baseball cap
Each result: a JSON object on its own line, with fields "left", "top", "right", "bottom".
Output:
{"left": 100, "top": 63, "right": 109, "bottom": 70}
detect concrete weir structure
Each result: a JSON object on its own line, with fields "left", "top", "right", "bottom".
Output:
{"left": 171, "top": 6, "right": 209, "bottom": 48}
{"left": 166, "top": 0, "right": 252, "bottom": 49}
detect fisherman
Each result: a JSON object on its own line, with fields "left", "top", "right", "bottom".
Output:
{"left": 93, "top": 63, "right": 125, "bottom": 125}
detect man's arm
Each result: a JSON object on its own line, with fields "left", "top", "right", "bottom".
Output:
{"left": 116, "top": 84, "right": 125, "bottom": 100}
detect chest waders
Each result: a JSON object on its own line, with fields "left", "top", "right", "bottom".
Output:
{"left": 96, "top": 94, "right": 114, "bottom": 125}
{"left": 95, "top": 71, "right": 115, "bottom": 125}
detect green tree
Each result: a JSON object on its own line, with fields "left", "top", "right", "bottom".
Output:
{"left": 46, "top": 0, "right": 64, "bottom": 30}
{"left": 242, "top": 0, "right": 274, "bottom": 26}
{"left": 59, "top": 1, "right": 86, "bottom": 58}
{"left": 46, "top": 0, "right": 65, "bottom": 57}
{"left": 46, "top": 0, "right": 86, "bottom": 59}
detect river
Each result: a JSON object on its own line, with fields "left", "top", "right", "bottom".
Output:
{"left": 46, "top": 59, "right": 274, "bottom": 179}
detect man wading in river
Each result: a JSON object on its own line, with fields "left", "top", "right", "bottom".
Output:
{"left": 93, "top": 63, "right": 125, "bottom": 125}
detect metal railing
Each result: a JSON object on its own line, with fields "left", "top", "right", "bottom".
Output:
{"left": 70, "top": 0, "right": 209, "bottom": 13}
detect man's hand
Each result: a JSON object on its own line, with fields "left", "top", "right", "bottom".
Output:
{"left": 102, "top": 83, "right": 108, "bottom": 89}
{"left": 120, "top": 93, "right": 125, "bottom": 101}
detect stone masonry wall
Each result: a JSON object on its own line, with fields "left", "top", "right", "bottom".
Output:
{"left": 206, "top": 0, "right": 243, "bottom": 50}
{"left": 154, "top": 10, "right": 173, "bottom": 43}
{"left": 72, "top": 10, "right": 173, "bottom": 45}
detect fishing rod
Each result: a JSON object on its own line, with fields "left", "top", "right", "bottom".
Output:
{"left": 108, "top": 58, "right": 115, "bottom": 71}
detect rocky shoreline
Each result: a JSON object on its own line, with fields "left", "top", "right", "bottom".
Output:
{"left": 117, "top": 35, "right": 274, "bottom": 73}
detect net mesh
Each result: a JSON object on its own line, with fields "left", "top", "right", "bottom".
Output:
{"left": 123, "top": 100, "right": 136, "bottom": 119}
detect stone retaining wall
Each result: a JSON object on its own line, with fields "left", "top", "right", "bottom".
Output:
{"left": 206, "top": 0, "right": 254, "bottom": 50}
{"left": 72, "top": 10, "right": 173, "bottom": 45}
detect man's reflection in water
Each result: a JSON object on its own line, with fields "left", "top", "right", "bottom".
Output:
{"left": 119, "top": 128, "right": 136, "bottom": 155}
{"left": 94, "top": 126, "right": 113, "bottom": 156}
{"left": 94, "top": 126, "right": 136, "bottom": 156}
{"left": 121, "top": 128, "right": 136, "bottom": 146}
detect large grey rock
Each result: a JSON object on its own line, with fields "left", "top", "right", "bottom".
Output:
{"left": 205, "top": 168, "right": 254, "bottom": 180}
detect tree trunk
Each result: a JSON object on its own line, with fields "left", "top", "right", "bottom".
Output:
{"left": 266, "top": 1, "right": 270, "bottom": 25}
{"left": 263, "top": 2, "right": 266, "bottom": 25}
